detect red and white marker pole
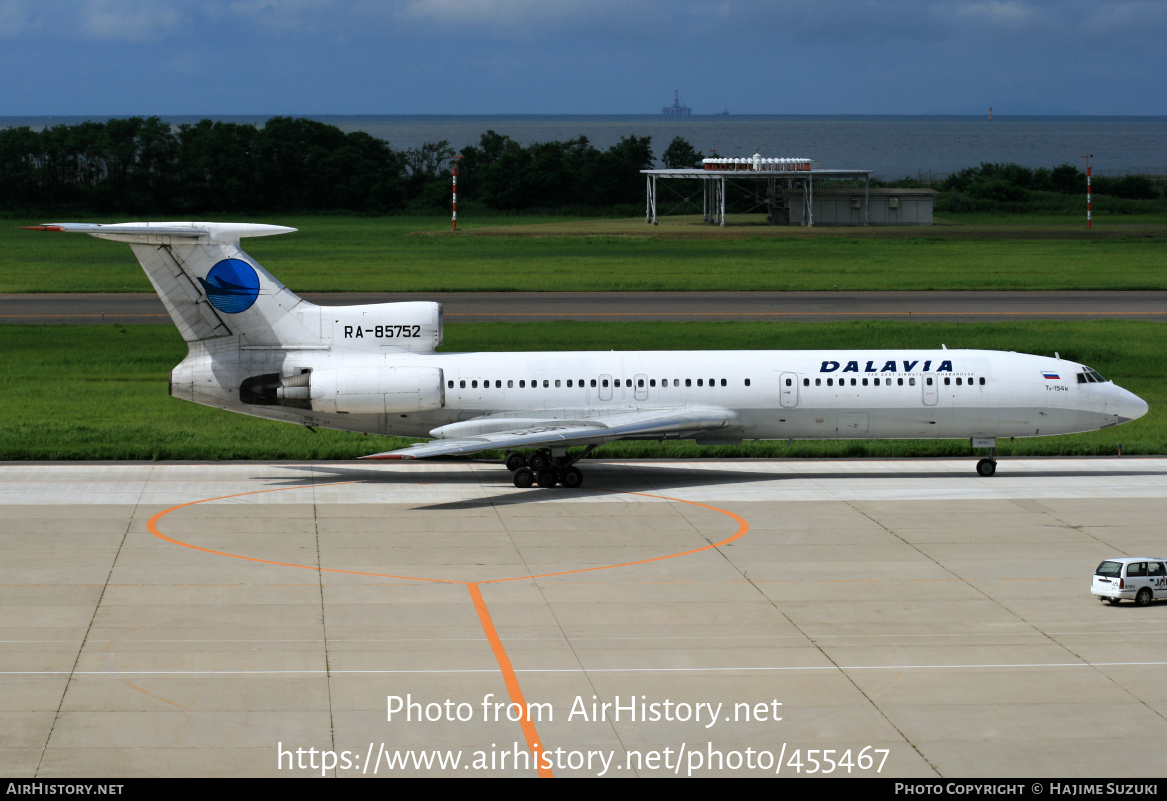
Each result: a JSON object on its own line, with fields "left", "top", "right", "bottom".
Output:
{"left": 1082, "top": 154, "right": 1093, "bottom": 229}
{"left": 451, "top": 154, "right": 463, "bottom": 231}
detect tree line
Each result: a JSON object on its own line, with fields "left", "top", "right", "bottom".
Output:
{"left": 0, "top": 116, "right": 1159, "bottom": 216}
{"left": 0, "top": 116, "right": 667, "bottom": 215}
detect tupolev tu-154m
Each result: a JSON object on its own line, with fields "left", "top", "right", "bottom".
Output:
{"left": 29, "top": 221, "right": 1148, "bottom": 488}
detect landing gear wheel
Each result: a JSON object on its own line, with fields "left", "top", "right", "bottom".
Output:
{"left": 504, "top": 452, "right": 527, "bottom": 472}
{"left": 1136, "top": 588, "right": 1153, "bottom": 607}
{"left": 528, "top": 450, "right": 552, "bottom": 472}
{"left": 560, "top": 467, "right": 584, "bottom": 489}
{"left": 512, "top": 467, "right": 535, "bottom": 489}
{"left": 976, "top": 459, "right": 997, "bottom": 477}
{"left": 536, "top": 468, "right": 560, "bottom": 488}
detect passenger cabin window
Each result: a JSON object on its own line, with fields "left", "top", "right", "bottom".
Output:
{"left": 721, "top": 379, "right": 727, "bottom": 386}
{"left": 744, "top": 379, "right": 750, "bottom": 387}
{"left": 459, "top": 380, "right": 466, "bottom": 388}
{"left": 685, "top": 379, "right": 692, "bottom": 387}
{"left": 803, "top": 378, "right": 809, "bottom": 386}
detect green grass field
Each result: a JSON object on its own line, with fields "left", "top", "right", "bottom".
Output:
{"left": 3, "top": 320, "right": 1162, "bottom": 460}
{"left": 3, "top": 213, "right": 1165, "bottom": 293}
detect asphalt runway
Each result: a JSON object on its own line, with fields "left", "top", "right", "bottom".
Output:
{"left": 3, "top": 290, "right": 1167, "bottom": 324}
{"left": 4, "top": 458, "right": 1167, "bottom": 777}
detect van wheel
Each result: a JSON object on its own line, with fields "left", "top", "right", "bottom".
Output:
{"left": 1136, "top": 588, "right": 1153, "bottom": 606}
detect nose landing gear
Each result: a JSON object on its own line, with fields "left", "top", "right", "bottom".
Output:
{"left": 971, "top": 437, "right": 998, "bottom": 477}
{"left": 505, "top": 447, "right": 593, "bottom": 489}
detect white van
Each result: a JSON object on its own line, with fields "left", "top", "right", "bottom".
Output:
{"left": 1092, "top": 557, "right": 1167, "bottom": 606}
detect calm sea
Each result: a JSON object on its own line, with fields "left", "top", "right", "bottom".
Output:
{"left": 3, "top": 114, "right": 1164, "bottom": 179}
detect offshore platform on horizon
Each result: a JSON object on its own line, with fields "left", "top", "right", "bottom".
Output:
{"left": 661, "top": 90, "right": 692, "bottom": 116}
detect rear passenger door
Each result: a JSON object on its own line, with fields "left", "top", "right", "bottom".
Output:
{"left": 1125, "top": 561, "right": 1150, "bottom": 597}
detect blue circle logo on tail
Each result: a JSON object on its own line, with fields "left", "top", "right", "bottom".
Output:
{"left": 199, "top": 259, "right": 260, "bottom": 314}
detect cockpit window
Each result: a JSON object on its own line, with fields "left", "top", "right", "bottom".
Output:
{"left": 1077, "top": 368, "right": 1107, "bottom": 384}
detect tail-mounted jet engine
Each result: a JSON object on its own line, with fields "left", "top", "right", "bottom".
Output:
{"left": 241, "top": 367, "right": 445, "bottom": 415}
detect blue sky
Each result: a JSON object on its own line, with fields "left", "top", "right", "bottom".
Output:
{"left": 1, "top": 0, "right": 1163, "bottom": 116}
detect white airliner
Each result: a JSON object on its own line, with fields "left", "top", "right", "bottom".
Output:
{"left": 31, "top": 221, "right": 1148, "bottom": 488}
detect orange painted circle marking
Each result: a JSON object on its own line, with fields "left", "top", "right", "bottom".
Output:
{"left": 146, "top": 482, "right": 749, "bottom": 585}
{"left": 146, "top": 475, "right": 750, "bottom": 778}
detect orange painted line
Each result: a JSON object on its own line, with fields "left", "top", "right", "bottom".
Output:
{"left": 468, "top": 583, "right": 553, "bottom": 778}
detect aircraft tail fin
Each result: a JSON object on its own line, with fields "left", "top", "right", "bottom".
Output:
{"left": 27, "top": 222, "right": 308, "bottom": 344}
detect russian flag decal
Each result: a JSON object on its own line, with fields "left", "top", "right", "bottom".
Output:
{"left": 1042, "top": 371, "right": 1060, "bottom": 380}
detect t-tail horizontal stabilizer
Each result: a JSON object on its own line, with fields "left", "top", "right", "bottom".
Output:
{"left": 26, "top": 221, "right": 302, "bottom": 343}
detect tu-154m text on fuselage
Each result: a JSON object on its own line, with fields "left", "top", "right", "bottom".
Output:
{"left": 29, "top": 222, "right": 1148, "bottom": 488}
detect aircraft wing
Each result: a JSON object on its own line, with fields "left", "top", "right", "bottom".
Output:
{"left": 362, "top": 407, "right": 737, "bottom": 460}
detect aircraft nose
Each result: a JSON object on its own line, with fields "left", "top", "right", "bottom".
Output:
{"left": 1115, "top": 387, "right": 1149, "bottom": 423}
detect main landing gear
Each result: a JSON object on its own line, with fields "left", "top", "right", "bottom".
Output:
{"left": 504, "top": 447, "right": 592, "bottom": 489}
